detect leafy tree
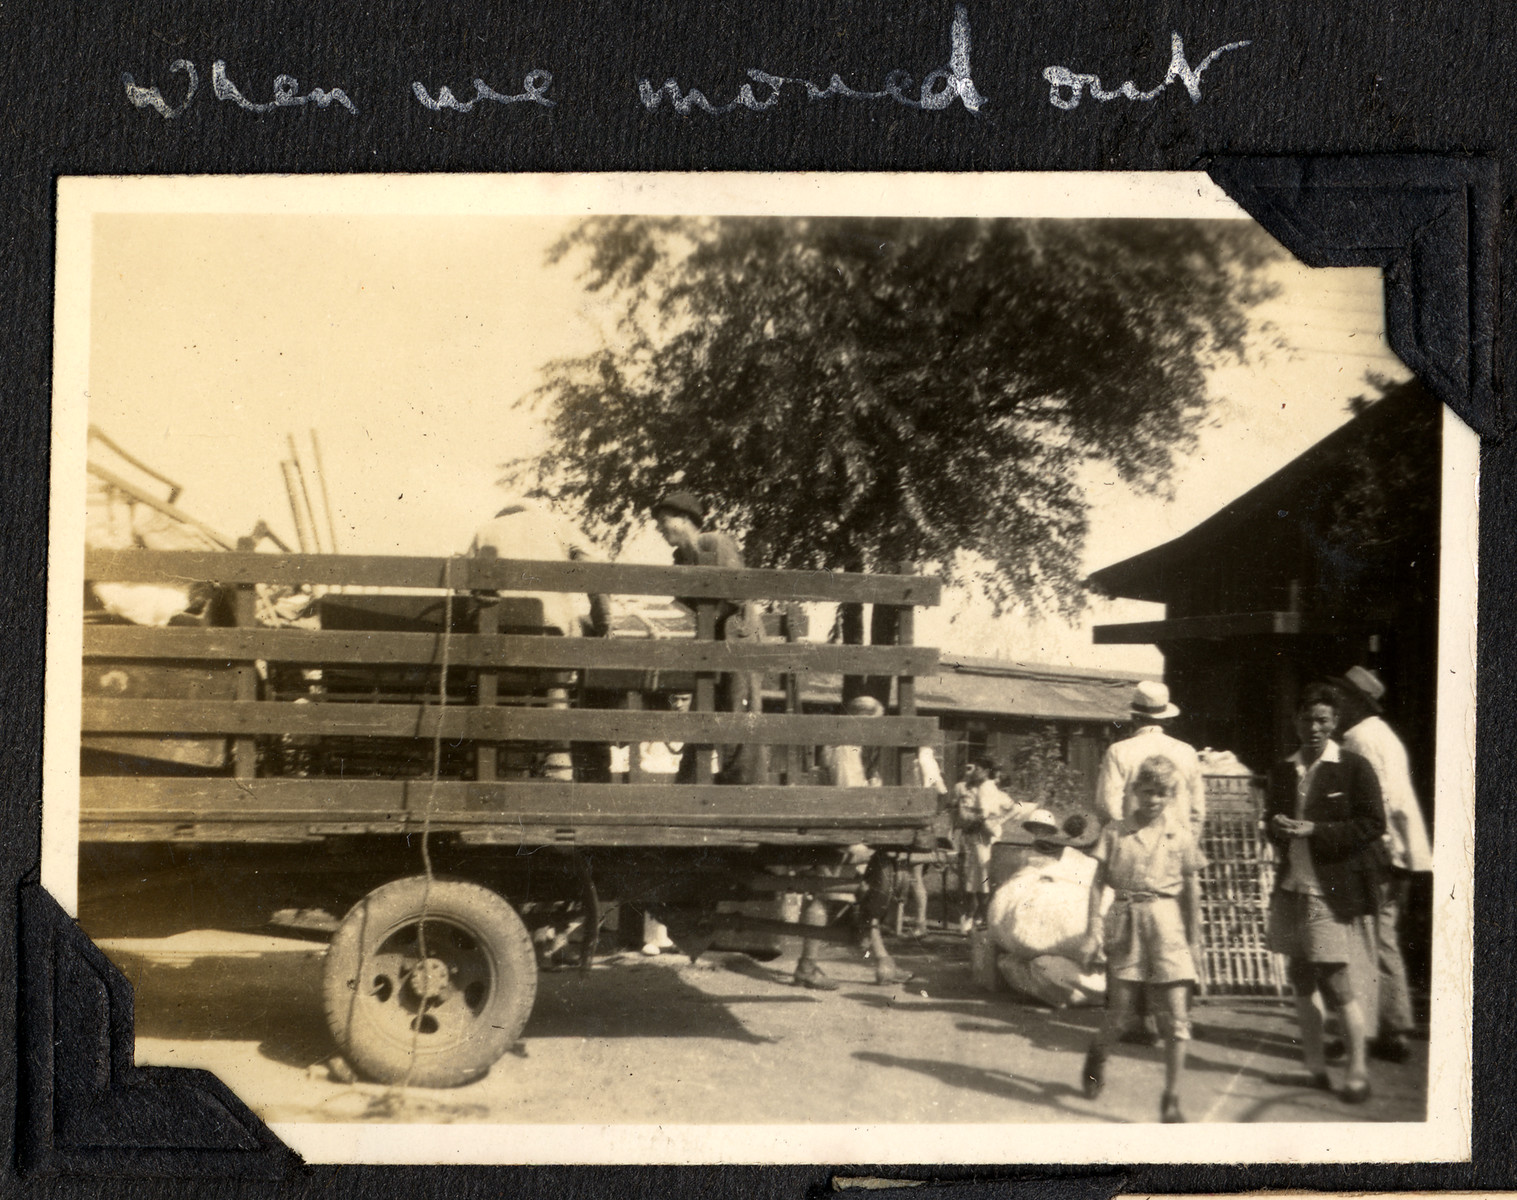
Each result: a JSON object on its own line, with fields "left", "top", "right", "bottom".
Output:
{"left": 510, "top": 216, "right": 1281, "bottom": 625}
{"left": 1003, "top": 726, "right": 1089, "bottom": 815}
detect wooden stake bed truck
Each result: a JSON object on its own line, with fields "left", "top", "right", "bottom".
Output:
{"left": 78, "top": 548, "right": 942, "bottom": 1087}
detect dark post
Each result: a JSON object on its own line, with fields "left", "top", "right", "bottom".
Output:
{"left": 231, "top": 536, "right": 258, "bottom": 780}
{"left": 624, "top": 690, "right": 646, "bottom": 783}
{"left": 692, "top": 601, "right": 719, "bottom": 784}
{"left": 475, "top": 599, "right": 499, "bottom": 783}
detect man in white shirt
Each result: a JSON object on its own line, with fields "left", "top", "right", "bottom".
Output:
{"left": 1095, "top": 681, "right": 1206, "bottom": 838}
{"left": 1333, "top": 666, "right": 1432, "bottom": 1063}
{"left": 468, "top": 496, "right": 609, "bottom": 636}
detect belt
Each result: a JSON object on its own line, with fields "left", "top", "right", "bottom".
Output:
{"left": 1112, "top": 890, "right": 1173, "bottom": 905}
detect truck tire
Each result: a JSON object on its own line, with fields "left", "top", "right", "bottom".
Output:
{"left": 859, "top": 852, "right": 900, "bottom": 924}
{"left": 322, "top": 876, "right": 537, "bottom": 1088}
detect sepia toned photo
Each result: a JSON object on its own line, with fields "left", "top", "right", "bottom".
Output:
{"left": 43, "top": 173, "right": 1475, "bottom": 1164}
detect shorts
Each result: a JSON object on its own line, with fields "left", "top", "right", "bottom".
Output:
{"left": 1103, "top": 896, "right": 1196, "bottom": 985}
{"left": 1268, "top": 889, "right": 1355, "bottom": 963}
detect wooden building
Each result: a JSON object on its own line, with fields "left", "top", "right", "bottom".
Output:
{"left": 768, "top": 655, "right": 1143, "bottom": 801}
{"left": 1087, "top": 380, "right": 1442, "bottom": 809}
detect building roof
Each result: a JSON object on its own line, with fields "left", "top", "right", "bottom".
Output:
{"left": 1087, "top": 390, "right": 1417, "bottom": 605}
{"left": 773, "top": 655, "right": 1144, "bottom": 724}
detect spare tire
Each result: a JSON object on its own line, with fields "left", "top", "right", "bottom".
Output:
{"left": 322, "top": 876, "right": 536, "bottom": 1088}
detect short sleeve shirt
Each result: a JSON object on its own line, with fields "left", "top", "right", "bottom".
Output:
{"left": 1092, "top": 813, "right": 1207, "bottom": 897}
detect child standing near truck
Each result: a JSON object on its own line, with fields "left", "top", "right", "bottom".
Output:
{"left": 1078, "top": 755, "right": 1207, "bottom": 1123}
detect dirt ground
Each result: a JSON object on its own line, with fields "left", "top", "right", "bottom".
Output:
{"left": 89, "top": 922, "right": 1430, "bottom": 1129}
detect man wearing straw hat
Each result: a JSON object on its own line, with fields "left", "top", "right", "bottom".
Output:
{"left": 1095, "top": 681, "right": 1206, "bottom": 839}
{"left": 1332, "top": 665, "right": 1431, "bottom": 1064}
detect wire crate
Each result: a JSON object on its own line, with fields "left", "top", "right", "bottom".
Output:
{"left": 1197, "top": 774, "right": 1288, "bottom": 996}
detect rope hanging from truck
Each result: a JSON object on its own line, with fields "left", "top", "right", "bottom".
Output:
{"left": 394, "top": 555, "right": 454, "bottom": 1097}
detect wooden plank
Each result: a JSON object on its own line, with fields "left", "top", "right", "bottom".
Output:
{"left": 78, "top": 777, "right": 937, "bottom": 824}
{"left": 83, "top": 549, "right": 942, "bottom": 606}
{"left": 82, "top": 699, "right": 938, "bottom": 746}
{"left": 1092, "top": 611, "right": 1304, "bottom": 644}
{"left": 78, "top": 820, "right": 919, "bottom": 849}
{"left": 81, "top": 625, "right": 939, "bottom": 676}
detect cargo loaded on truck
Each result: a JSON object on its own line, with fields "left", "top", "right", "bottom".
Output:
{"left": 79, "top": 547, "right": 943, "bottom": 1086}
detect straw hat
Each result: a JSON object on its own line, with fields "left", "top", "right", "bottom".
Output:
{"left": 1130, "top": 680, "right": 1180, "bottom": 721}
{"left": 1330, "top": 665, "right": 1386, "bottom": 713}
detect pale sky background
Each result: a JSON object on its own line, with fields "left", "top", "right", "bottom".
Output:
{"left": 84, "top": 212, "right": 1409, "bottom": 674}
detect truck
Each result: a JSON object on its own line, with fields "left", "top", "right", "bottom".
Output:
{"left": 77, "top": 546, "right": 943, "bottom": 1087}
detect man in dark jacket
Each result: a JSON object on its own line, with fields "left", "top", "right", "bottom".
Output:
{"left": 1264, "top": 682, "right": 1385, "bottom": 1103}
{"left": 651, "top": 491, "right": 767, "bottom": 785}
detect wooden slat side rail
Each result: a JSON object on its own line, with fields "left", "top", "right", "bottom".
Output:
{"left": 78, "top": 778, "right": 937, "bottom": 825}
{"left": 81, "top": 699, "right": 939, "bottom": 746}
{"left": 82, "top": 626, "right": 939, "bottom": 676}
{"left": 83, "top": 549, "right": 942, "bottom": 607}
{"left": 80, "top": 822, "right": 923, "bottom": 848}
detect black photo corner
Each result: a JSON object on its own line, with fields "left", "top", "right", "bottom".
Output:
{"left": 1, "top": 0, "right": 1514, "bottom": 1195}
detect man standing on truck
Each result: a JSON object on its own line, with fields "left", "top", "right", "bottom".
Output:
{"left": 651, "top": 490, "right": 767, "bottom": 785}
{"left": 469, "top": 495, "right": 610, "bottom": 637}
{"left": 470, "top": 495, "right": 611, "bottom": 781}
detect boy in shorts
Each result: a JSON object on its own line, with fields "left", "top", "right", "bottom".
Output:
{"left": 1078, "top": 755, "right": 1207, "bottom": 1123}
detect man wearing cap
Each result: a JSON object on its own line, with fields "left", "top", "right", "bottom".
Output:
{"left": 1333, "top": 666, "right": 1431, "bottom": 1064}
{"left": 651, "top": 491, "right": 767, "bottom": 785}
{"left": 1095, "top": 682, "right": 1206, "bottom": 839}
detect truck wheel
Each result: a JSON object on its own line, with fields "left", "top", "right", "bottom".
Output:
{"left": 322, "top": 877, "right": 537, "bottom": 1088}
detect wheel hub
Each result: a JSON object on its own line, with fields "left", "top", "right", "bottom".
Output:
{"left": 408, "top": 956, "right": 453, "bottom": 999}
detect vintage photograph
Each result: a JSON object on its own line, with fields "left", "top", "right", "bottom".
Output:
{"left": 43, "top": 174, "right": 1474, "bottom": 1164}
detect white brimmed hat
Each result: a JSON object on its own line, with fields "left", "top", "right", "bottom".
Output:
{"left": 1130, "top": 680, "right": 1180, "bottom": 721}
{"left": 1023, "top": 808, "right": 1061, "bottom": 836}
{"left": 1330, "top": 665, "right": 1386, "bottom": 713}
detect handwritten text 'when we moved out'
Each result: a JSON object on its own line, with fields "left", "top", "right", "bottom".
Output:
{"left": 122, "top": 8, "right": 1249, "bottom": 122}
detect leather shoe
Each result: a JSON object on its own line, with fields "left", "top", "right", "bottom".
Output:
{"left": 1371, "top": 1035, "right": 1411, "bottom": 1063}
{"left": 792, "top": 964, "right": 839, "bottom": 991}
{"left": 1341, "top": 1077, "right": 1372, "bottom": 1104}
{"left": 874, "top": 965, "right": 915, "bottom": 986}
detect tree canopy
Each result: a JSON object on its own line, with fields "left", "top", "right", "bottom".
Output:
{"left": 510, "top": 215, "right": 1282, "bottom": 618}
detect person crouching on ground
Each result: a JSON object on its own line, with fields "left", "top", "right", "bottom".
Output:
{"left": 1264, "top": 682, "right": 1385, "bottom": 1104}
{"left": 1078, "top": 755, "right": 1206, "bottom": 1124}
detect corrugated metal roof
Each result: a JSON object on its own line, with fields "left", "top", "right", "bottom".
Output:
{"left": 774, "top": 661, "right": 1140, "bottom": 723}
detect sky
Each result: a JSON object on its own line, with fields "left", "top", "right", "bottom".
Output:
{"left": 83, "top": 206, "right": 1409, "bottom": 674}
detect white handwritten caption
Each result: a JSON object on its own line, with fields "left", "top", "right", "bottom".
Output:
{"left": 638, "top": 4, "right": 984, "bottom": 115}
{"left": 1042, "top": 34, "right": 1250, "bottom": 110}
{"left": 123, "top": 60, "right": 357, "bottom": 118}
{"left": 121, "top": 20, "right": 1250, "bottom": 120}
{"left": 411, "top": 71, "right": 555, "bottom": 112}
